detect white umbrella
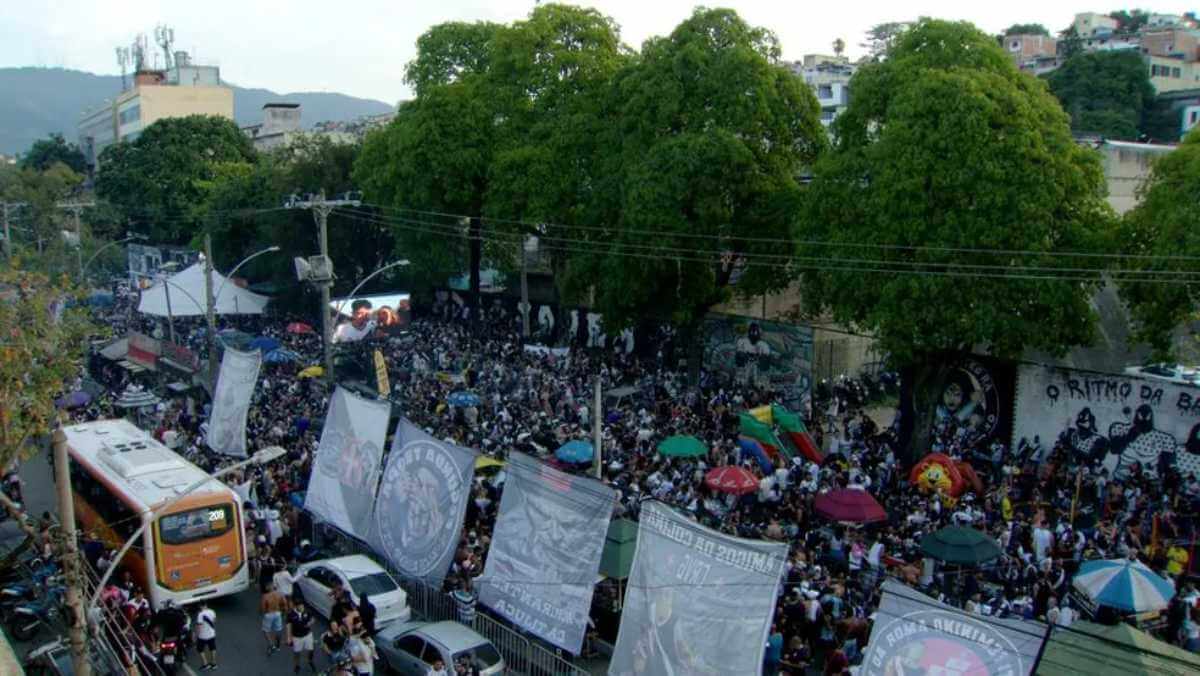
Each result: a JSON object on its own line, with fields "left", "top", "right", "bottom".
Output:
{"left": 114, "top": 387, "right": 161, "bottom": 409}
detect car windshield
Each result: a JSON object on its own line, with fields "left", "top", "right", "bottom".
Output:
{"left": 348, "top": 572, "right": 397, "bottom": 597}
{"left": 453, "top": 644, "right": 502, "bottom": 669}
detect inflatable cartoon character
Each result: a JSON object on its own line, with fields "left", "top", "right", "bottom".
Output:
{"left": 909, "top": 453, "right": 983, "bottom": 505}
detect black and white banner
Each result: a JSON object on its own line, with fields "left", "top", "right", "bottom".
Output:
{"left": 609, "top": 501, "right": 787, "bottom": 676}
{"left": 304, "top": 387, "right": 389, "bottom": 538}
{"left": 478, "top": 452, "right": 615, "bottom": 654}
{"left": 205, "top": 347, "right": 261, "bottom": 457}
{"left": 369, "top": 418, "right": 475, "bottom": 587}
{"left": 861, "top": 580, "right": 1045, "bottom": 676}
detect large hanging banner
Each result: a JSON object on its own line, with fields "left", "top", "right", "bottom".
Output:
{"left": 304, "top": 387, "right": 389, "bottom": 537}
{"left": 478, "top": 452, "right": 615, "bottom": 654}
{"left": 205, "top": 347, "right": 262, "bottom": 457}
{"left": 861, "top": 580, "right": 1045, "bottom": 676}
{"left": 609, "top": 501, "right": 787, "bottom": 676}
{"left": 703, "top": 315, "right": 814, "bottom": 413}
{"left": 1013, "top": 364, "right": 1200, "bottom": 479}
{"left": 368, "top": 418, "right": 475, "bottom": 587}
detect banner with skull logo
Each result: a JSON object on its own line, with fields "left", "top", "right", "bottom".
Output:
{"left": 205, "top": 347, "right": 262, "bottom": 457}
{"left": 368, "top": 418, "right": 476, "bottom": 587}
{"left": 304, "top": 387, "right": 389, "bottom": 537}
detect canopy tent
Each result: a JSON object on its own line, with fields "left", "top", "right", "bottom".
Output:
{"left": 99, "top": 337, "right": 128, "bottom": 360}
{"left": 138, "top": 263, "right": 269, "bottom": 317}
{"left": 599, "top": 518, "right": 639, "bottom": 580}
{"left": 1036, "top": 620, "right": 1200, "bottom": 676}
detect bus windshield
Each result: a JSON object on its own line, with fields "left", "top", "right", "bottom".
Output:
{"left": 158, "top": 504, "right": 234, "bottom": 545}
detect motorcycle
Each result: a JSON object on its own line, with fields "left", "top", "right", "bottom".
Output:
{"left": 158, "top": 638, "right": 180, "bottom": 675}
{"left": 8, "top": 584, "right": 66, "bottom": 641}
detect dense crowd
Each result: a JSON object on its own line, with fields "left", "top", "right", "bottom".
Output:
{"left": 50, "top": 286, "right": 1200, "bottom": 674}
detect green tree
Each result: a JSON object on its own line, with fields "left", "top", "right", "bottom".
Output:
{"left": 95, "top": 115, "right": 255, "bottom": 243}
{"left": 21, "top": 134, "right": 87, "bottom": 174}
{"left": 1058, "top": 25, "right": 1084, "bottom": 59}
{"left": 1003, "top": 23, "right": 1050, "bottom": 36}
{"left": 1118, "top": 129, "right": 1200, "bottom": 354}
{"left": 404, "top": 20, "right": 502, "bottom": 98}
{"left": 1109, "top": 9, "right": 1150, "bottom": 33}
{"left": 1046, "top": 50, "right": 1155, "bottom": 140}
{"left": 861, "top": 22, "right": 911, "bottom": 60}
{"left": 567, "top": 8, "right": 824, "bottom": 379}
{"left": 0, "top": 162, "right": 83, "bottom": 260}
{"left": 800, "top": 19, "right": 1113, "bottom": 460}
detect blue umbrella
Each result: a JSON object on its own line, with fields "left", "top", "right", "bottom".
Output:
{"left": 447, "top": 391, "right": 481, "bottom": 407}
{"left": 1073, "top": 558, "right": 1175, "bottom": 613}
{"left": 556, "top": 440, "right": 593, "bottom": 464}
{"left": 248, "top": 336, "right": 282, "bottom": 352}
{"left": 55, "top": 391, "right": 92, "bottom": 409}
{"left": 264, "top": 348, "right": 301, "bottom": 364}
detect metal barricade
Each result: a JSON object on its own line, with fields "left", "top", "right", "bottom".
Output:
{"left": 473, "top": 613, "right": 532, "bottom": 674}
{"left": 527, "top": 642, "right": 592, "bottom": 676}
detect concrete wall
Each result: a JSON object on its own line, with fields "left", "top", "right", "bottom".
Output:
{"left": 138, "top": 85, "right": 234, "bottom": 126}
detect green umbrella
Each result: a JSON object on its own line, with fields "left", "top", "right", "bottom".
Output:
{"left": 920, "top": 525, "right": 1002, "bottom": 566}
{"left": 657, "top": 435, "right": 708, "bottom": 458}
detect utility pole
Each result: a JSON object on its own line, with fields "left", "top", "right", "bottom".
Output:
{"left": 204, "top": 233, "right": 219, "bottom": 392}
{"left": 2, "top": 201, "right": 27, "bottom": 260}
{"left": 52, "top": 424, "right": 91, "bottom": 676}
{"left": 520, "top": 236, "right": 532, "bottom": 338}
{"left": 287, "top": 191, "right": 360, "bottom": 386}
{"left": 592, "top": 374, "right": 603, "bottom": 480}
{"left": 57, "top": 201, "right": 96, "bottom": 282}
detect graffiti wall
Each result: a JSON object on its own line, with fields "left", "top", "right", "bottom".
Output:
{"left": 1012, "top": 364, "right": 1200, "bottom": 478}
{"left": 704, "top": 315, "right": 814, "bottom": 411}
{"left": 897, "top": 354, "right": 1016, "bottom": 452}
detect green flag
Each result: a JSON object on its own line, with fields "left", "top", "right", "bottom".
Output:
{"left": 740, "top": 412, "right": 787, "bottom": 459}
{"left": 771, "top": 404, "right": 805, "bottom": 434}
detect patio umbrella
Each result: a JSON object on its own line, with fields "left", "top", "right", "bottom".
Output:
{"left": 218, "top": 330, "right": 255, "bottom": 349}
{"left": 447, "top": 391, "right": 481, "bottom": 407}
{"left": 1072, "top": 558, "right": 1175, "bottom": 614}
{"left": 705, "top": 466, "right": 759, "bottom": 495}
{"left": 814, "top": 489, "right": 887, "bottom": 524}
{"left": 555, "top": 440, "right": 594, "bottom": 464}
{"left": 55, "top": 391, "right": 92, "bottom": 409}
{"left": 920, "top": 526, "right": 1002, "bottom": 566}
{"left": 657, "top": 435, "right": 708, "bottom": 458}
{"left": 248, "top": 336, "right": 282, "bottom": 352}
{"left": 113, "top": 387, "right": 161, "bottom": 409}
{"left": 286, "top": 322, "right": 314, "bottom": 334}
{"left": 297, "top": 366, "right": 325, "bottom": 379}
{"left": 264, "top": 348, "right": 301, "bottom": 364}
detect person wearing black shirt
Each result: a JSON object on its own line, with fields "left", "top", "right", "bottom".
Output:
{"left": 286, "top": 604, "right": 315, "bottom": 674}
{"left": 321, "top": 620, "right": 349, "bottom": 668}
{"left": 358, "top": 593, "right": 377, "bottom": 637}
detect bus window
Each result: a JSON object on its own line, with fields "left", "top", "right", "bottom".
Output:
{"left": 158, "top": 505, "right": 234, "bottom": 545}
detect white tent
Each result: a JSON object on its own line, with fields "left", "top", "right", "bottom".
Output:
{"left": 137, "top": 263, "right": 270, "bottom": 317}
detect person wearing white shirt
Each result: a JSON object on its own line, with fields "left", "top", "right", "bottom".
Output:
{"left": 1033, "top": 525, "right": 1053, "bottom": 563}
{"left": 867, "top": 540, "right": 884, "bottom": 569}
{"left": 273, "top": 566, "right": 298, "bottom": 604}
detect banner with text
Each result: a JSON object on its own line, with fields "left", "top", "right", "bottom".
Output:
{"left": 860, "top": 580, "right": 1045, "bottom": 676}
{"left": 609, "top": 501, "right": 787, "bottom": 676}
{"left": 1013, "top": 364, "right": 1200, "bottom": 479}
{"left": 205, "top": 347, "right": 261, "bottom": 457}
{"left": 369, "top": 418, "right": 475, "bottom": 587}
{"left": 304, "top": 387, "right": 389, "bottom": 537}
{"left": 478, "top": 452, "right": 616, "bottom": 654}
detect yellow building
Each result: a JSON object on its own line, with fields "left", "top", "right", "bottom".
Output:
{"left": 78, "top": 53, "right": 233, "bottom": 170}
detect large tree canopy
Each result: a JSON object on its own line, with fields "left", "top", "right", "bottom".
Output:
{"left": 800, "top": 19, "right": 1113, "bottom": 459}
{"left": 95, "top": 115, "right": 255, "bottom": 243}
{"left": 1118, "top": 129, "right": 1200, "bottom": 355}
{"left": 21, "top": 134, "right": 87, "bottom": 174}
{"left": 1003, "top": 23, "right": 1049, "bottom": 36}
{"left": 1046, "top": 50, "right": 1156, "bottom": 140}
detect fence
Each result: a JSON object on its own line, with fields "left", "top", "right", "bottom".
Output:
{"left": 305, "top": 518, "right": 593, "bottom": 676}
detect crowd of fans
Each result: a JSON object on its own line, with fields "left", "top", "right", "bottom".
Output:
{"left": 46, "top": 286, "right": 1200, "bottom": 674}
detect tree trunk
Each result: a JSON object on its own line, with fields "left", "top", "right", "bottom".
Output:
{"left": 468, "top": 216, "right": 482, "bottom": 317}
{"left": 682, "top": 317, "right": 706, "bottom": 388}
{"left": 906, "top": 356, "right": 954, "bottom": 467}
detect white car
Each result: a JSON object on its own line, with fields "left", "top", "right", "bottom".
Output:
{"left": 295, "top": 555, "right": 412, "bottom": 627}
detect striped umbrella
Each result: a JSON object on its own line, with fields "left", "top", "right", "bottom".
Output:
{"left": 1072, "top": 558, "right": 1175, "bottom": 613}
{"left": 114, "top": 387, "right": 160, "bottom": 409}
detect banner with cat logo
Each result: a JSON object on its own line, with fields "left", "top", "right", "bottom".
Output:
{"left": 205, "top": 347, "right": 262, "bottom": 457}
{"left": 304, "top": 387, "right": 389, "bottom": 537}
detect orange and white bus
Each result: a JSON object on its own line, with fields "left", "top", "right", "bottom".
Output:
{"left": 64, "top": 419, "right": 249, "bottom": 608}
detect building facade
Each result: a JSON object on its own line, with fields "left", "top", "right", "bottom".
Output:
{"left": 790, "top": 54, "right": 855, "bottom": 130}
{"left": 1079, "top": 138, "right": 1175, "bottom": 214}
{"left": 242, "top": 103, "right": 303, "bottom": 152}
{"left": 127, "top": 243, "right": 200, "bottom": 288}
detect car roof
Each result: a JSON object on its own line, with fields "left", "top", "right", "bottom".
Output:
{"left": 302, "top": 555, "right": 386, "bottom": 578}
{"left": 384, "top": 621, "right": 490, "bottom": 652}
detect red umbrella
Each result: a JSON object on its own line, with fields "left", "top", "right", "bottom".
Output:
{"left": 705, "top": 466, "right": 759, "bottom": 495}
{"left": 287, "top": 322, "right": 314, "bottom": 334}
{"left": 813, "top": 488, "right": 887, "bottom": 524}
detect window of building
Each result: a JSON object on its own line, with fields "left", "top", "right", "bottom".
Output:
{"left": 1173, "top": 67, "right": 1182, "bottom": 78}
{"left": 118, "top": 105, "right": 140, "bottom": 126}
{"left": 1010, "top": 41, "right": 1020, "bottom": 50}
{"left": 821, "top": 109, "right": 836, "bottom": 122}
{"left": 817, "top": 85, "right": 833, "bottom": 99}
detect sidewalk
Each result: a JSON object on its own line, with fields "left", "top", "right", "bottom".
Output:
{"left": 0, "top": 631, "right": 23, "bottom": 675}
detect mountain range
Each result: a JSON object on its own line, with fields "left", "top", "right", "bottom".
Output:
{"left": 0, "top": 67, "right": 395, "bottom": 155}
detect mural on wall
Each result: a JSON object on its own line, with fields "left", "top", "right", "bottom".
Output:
{"left": 703, "top": 315, "right": 814, "bottom": 412}
{"left": 897, "top": 354, "right": 1016, "bottom": 453}
{"left": 1012, "top": 364, "right": 1200, "bottom": 478}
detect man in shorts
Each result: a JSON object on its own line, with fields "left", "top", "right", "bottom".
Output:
{"left": 261, "top": 583, "right": 287, "bottom": 654}
{"left": 286, "top": 602, "right": 316, "bottom": 673}
{"left": 194, "top": 600, "right": 217, "bottom": 671}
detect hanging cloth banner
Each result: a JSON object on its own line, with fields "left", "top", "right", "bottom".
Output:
{"left": 205, "top": 347, "right": 262, "bottom": 458}
{"left": 478, "top": 452, "right": 616, "bottom": 654}
{"left": 609, "top": 501, "right": 788, "bottom": 676}
{"left": 304, "top": 387, "right": 389, "bottom": 537}
{"left": 368, "top": 418, "right": 476, "bottom": 587}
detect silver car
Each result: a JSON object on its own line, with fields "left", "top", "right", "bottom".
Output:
{"left": 376, "top": 621, "right": 505, "bottom": 675}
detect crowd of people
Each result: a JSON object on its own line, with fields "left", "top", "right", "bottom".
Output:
{"left": 43, "top": 284, "right": 1200, "bottom": 674}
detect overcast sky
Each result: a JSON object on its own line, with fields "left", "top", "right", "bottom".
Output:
{"left": 2, "top": 2, "right": 1194, "bottom": 104}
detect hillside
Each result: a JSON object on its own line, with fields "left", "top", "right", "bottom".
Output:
{"left": 0, "top": 67, "right": 394, "bottom": 155}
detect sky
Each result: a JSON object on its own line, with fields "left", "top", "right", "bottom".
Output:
{"left": 1, "top": 1, "right": 1195, "bottom": 104}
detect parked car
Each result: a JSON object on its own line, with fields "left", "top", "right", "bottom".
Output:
{"left": 295, "top": 555, "right": 411, "bottom": 627}
{"left": 377, "top": 621, "right": 505, "bottom": 676}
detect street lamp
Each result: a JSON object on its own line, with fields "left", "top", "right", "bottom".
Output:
{"left": 327, "top": 260, "right": 410, "bottom": 385}
{"left": 81, "top": 233, "right": 147, "bottom": 286}
{"left": 87, "top": 445, "right": 287, "bottom": 611}
{"left": 203, "top": 244, "right": 281, "bottom": 390}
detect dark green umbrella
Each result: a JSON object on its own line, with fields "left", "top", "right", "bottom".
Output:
{"left": 920, "top": 526, "right": 1002, "bottom": 566}
{"left": 657, "top": 435, "right": 708, "bottom": 458}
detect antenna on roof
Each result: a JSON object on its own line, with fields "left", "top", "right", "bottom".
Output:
{"left": 115, "top": 47, "right": 130, "bottom": 90}
{"left": 154, "top": 24, "right": 175, "bottom": 70}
